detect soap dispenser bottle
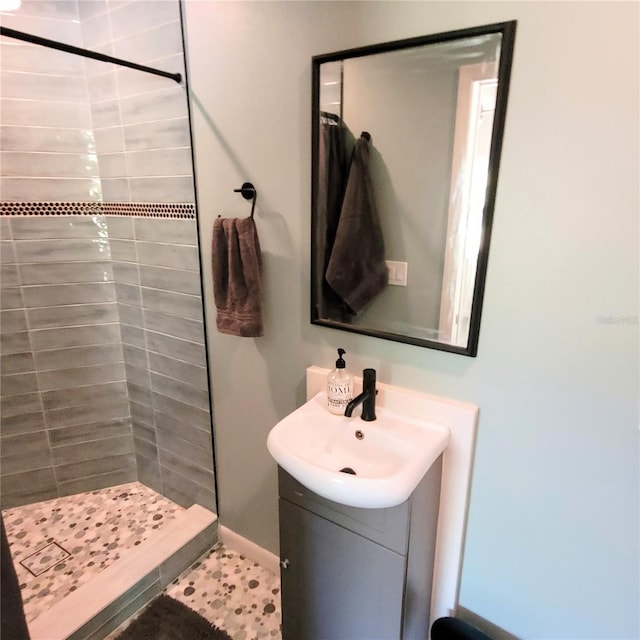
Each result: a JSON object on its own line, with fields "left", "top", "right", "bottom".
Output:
{"left": 327, "top": 348, "right": 353, "bottom": 415}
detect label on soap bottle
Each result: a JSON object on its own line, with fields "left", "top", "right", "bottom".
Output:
{"left": 327, "top": 379, "right": 353, "bottom": 414}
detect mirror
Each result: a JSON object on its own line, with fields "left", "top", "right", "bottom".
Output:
{"left": 311, "top": 22, "right": 516, "bottom": 356}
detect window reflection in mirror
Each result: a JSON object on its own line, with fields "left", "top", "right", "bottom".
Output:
{"left": 311, "top": 22, "right": 516, "bottom": 356}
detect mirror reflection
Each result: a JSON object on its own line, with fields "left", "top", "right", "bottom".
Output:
{"left": 311, "top": 22, "right": 516, "bottom": 356}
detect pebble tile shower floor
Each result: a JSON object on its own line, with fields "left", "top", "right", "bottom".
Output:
{"left": 2, "top": 482, "right": 282, "bottom": 640}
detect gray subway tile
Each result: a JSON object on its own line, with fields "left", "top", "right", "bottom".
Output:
{"left": 1, "top": 391, "right": 42, "bottom": 418}
{"left": 10, "top": 215, "right": 107, "bottom": 240}
{"left": 141, "top": 288, "right": 202, "bottom": 321}
{"left": 127, "top": 381, "right": 152, "bottom": 407}
{"left": 1, "top": 70, "right": 87, "bottom": 102}
{"left": 90, "top": 99, "right": 121, "bottom": 129}
{"left": 123, "top": 117, "right": 190, "bottom": 153}
{"left": 3, "top": 151, "right": 99, "bottom": 179}
{"left": 151, "top": 372, "right": 209, "bottom": 412}
{"left": 132, "top": 419, "right": 156, "bottom": 446}
{"left": 158, "top": 464, "right": 215, "bottom": 511}
{"left": 0, "top": 410, "right": 46, "bottom": 437}
{"left": 136, "top": 241, "right": 199, "bottom": 271}
{"left": 157, "top": 429, "right": 213, "bottom": 474}
{"left": 115, "top": 282, "right": 141, "bottom": 306}
{"left": 0, "top": 330, "right": 30, "bottom": 355}
{"left": 14, "top": 238, "right": 110, "bottom": 263}
{"left": 2, "top": 125, "right": 93, "bottom": 154}
{"left": 1, "top": 352, "right": 35, "bottom": 375}
{"left": 38, "top": 363, "right": 126, "bottom": 391}
{"left": 119, "top": 86, "right": 187, "bottom": 126}
{"left": 1, "top": 178, "right": 102, "bottom": 202}
{"left": 0, "top": 241, "right": 16, "bottom": 265}
{"left": 129, "top": 177, "right": 194, "bottom": 204}
{"left": 112, "top": 261, "right": 139, "bottom": 284}
{"left": 22, "top": 282, "right": 116, "bottom": 307}
{"left": 120, "top": 324, "right": 146, "bottom": 348}
{"left": 124, "top": 363, "right": 150, "bottom": 388}
{"left": 130, "top": 401, "right": 154, "bottom": 428}
{"left": 18, "top": 261, "right": 113, "bottom": 285}
{"left": 56, "top": 452, "right": 136, "bottom": 484}
{"left": 107, "top": 216, "right": 135, "bottom": 240}
{"left": 58, "top": 465, "right": 137, "bottom": 497}
{"left": 145, "top": 331, "right": 206, "bottom": 366}
{"left": 136, "top": 456, "right": 162, "bottom": 496}
{"left": 49, "top": 417, "right": 132, "bottom": 447}
{"left": 118, "top": 302, "right": 144, "bottom": 327}
{"left": 30, "top": 324, "right": 121, "bottom": 350}
{"left": 0, "top": 217, "right": 11, "bottom": 240}
{"left": 51, "top": 435, "right": 134, "bottom": 466}
{"left": 148, "top": 352, "right": 209, "bottom": 390}
{"left": 1, "top": 98, "right": 91, "bottom": 129}
{"left": 109, "top": 1, "right": 180, "bottom": 41}
{"left": 138, "top": 265, "right": 201, "bottom": 295}
{"left": 122, "top": 344, "right": 148, "bottom": 369}
{"left": 1, "top": 467, "right": 57, "bottom": 509}
{"left": 0, "top": 309, "right": 27, "bottom": 332}
{"left": 109, "top": 239, "right": 136, "bottom": 262}
{"left": 143, "top": 308, "right": 204, "bottom": 343}
{"left": 1, "top": 371, "right": 39, "bottom": 397}
{"left": 27, "top": 302, "right": 119, "bottom": 329}
{"left": 155, "top": 410, "right": 213, "bottom": 451}
{"left": 1, "top": 287, "right": 24, "bottom": 310}
{"left": 134, "top": 218, "right": 198, "bottom": 246}
{"left": 125, "top": 148, "right": 192, "bottom": 179}
{"left": 1, "top": 430, "right": 49, "bottom": 459}
{"left": 45, "top": 396, "right": 130, "bottom": 429}
{"left": 153, "top": 393, "right": 211, "bottom": 432}
{"left": 1, "top": 432, "right": 53, "bottom": 474}
{"left": 42, "top": 380, "right": 128, "bottom": 411}
{"left": 134, "top": 435, "right": 157, "bottom": 461}
{"left": 34, "top": 343, "right": 123, "bottom": 371}
{"left": 1, "top": 264, "right": 19, "bottom": 287}
{"left": 101, "top": 178, "right": 130, "bottom": 201}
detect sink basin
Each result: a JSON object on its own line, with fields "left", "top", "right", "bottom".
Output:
{"left": 267, "top": 391, "right": 449, "bottom": 508}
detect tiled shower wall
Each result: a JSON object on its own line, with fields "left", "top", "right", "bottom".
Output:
{"left": 0, "top": 0, "right": 192, "bottom": 202}
{"left": 0, "top": 209, "right": 215, "bottom": 511}
{"left": 0, "top": 2, "right": 215, "bottom": 512}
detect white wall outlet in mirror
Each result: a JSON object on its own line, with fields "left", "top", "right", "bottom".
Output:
{"left": 386, "top": 260, "right": 408, "bottom": 286}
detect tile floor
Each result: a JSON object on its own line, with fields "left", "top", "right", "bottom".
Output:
{"left": 2, "top": 483, "right": 282, "bottom": 640}
{"left": 109, "top": 544, "right": 282, "bottom": 640}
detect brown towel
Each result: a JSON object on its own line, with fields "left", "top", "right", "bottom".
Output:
{"left": 325, "top": 132, "right": 387, "bottom": 314}
{"left": 212, "top": 217, "right": 264, "bottom": 337}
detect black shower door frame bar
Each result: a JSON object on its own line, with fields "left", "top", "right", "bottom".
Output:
{"left": 0, "top": 26, "right": 182, "bottom": 84}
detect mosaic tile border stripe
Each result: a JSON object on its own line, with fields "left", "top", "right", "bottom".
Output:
{"left": 0, "top": 202, "right": 196, "bottom": 219}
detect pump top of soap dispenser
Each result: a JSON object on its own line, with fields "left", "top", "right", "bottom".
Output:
{"left": 336, "top": 348, "right": 346, "bottom": 369}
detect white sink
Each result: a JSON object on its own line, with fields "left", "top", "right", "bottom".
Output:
{"left": 267, "top": 391, "right": 449, "bottom": 508}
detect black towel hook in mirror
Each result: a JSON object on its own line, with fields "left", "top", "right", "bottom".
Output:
{"left": 234, "top": 182, "right": 257, "bottom": 219}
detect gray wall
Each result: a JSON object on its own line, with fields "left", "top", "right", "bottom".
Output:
{"left": 184, "top": 1, "right": 639, "bottom": 638}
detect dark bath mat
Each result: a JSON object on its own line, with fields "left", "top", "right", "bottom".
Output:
{"left": 115, "top": 594, "right": 232, "bottom": 640}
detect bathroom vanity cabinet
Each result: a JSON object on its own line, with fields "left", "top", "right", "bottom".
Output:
{"left": 278, "top": 460, "right": 443, "bottom": 640}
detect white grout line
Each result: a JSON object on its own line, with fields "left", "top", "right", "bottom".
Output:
{"left": 28, "top": 504, "right": 217, "bottom": 640}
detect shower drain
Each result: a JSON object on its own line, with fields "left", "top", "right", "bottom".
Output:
{"left": 20, "top": 541, "right": 70, "bottom": 577}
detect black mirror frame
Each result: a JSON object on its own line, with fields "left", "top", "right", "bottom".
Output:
{"left": 310, "top": 20, "right": 517, "bottom": 357}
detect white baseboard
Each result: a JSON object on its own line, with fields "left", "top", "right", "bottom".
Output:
{"left": 218, "top": 525, "right": 279, "bottom": 575}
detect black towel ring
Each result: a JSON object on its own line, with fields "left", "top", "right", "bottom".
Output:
{"left": 234, "top": 182, "right": 257, "bottom": 219}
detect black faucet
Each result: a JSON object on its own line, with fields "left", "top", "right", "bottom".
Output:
{"left": 344, "top": 368, "right": 377, "bottom": 421}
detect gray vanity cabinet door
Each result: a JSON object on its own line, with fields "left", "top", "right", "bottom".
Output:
{"left": 279, "top": 498, "right": 406, "bottom": 640}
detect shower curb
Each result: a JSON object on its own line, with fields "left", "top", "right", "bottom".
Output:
{"left": 27, "top": 504, "right": 218, "bottom": 640}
